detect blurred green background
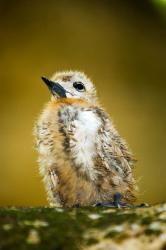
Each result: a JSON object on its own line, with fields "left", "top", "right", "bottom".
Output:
{"left": 0, "top": 0, "right": 166, "bottom": 206}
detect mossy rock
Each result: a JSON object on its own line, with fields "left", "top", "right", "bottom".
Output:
{"left": 0, "top": 203, "right": 166, "bottom": 250}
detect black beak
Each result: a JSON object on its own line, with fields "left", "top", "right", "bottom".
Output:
{"left": 41, "top": 76, "right": 67, "bottom": 98}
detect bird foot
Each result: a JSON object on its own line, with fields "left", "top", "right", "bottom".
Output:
{"left": 95, "top": 192, "right": 148, "bottom": 208}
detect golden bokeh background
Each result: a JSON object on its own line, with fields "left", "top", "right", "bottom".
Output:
{"left": 0, "top": 0, "right": 166, "bottom": 206}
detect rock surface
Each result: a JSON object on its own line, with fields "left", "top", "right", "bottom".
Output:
{"left": 0, "top": 203, "right": 166, "bottom": 250}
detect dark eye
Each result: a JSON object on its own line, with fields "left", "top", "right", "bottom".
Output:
{"left": 73, "top": 82, "right": 85, "bottom": 92}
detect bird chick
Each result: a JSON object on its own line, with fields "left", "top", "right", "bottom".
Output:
{"left": 35, "top": 71, "right": 137, "bottom": 208}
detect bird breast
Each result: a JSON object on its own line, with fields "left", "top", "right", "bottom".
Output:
{"left": 58, "top": 105, "right": 102, "bottom": 181}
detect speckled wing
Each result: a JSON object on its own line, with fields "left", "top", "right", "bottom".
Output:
{"left": 93, "top": 107, "right": 135, "bottom": 173}
{"left": 92, "top": 107, "right": 136, "bottom": 201}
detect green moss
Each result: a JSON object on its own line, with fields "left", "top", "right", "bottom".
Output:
{"left": 104, "top": 230, "right": 120, "bottom": 238}
{"left": 144, "top": 229, "right": 162, "bottom": 236}
{"left": 0, "top": 204, "right": 166, "bottom": 250}
{"left": 85, "top": 238, "right": 99, "bottom": 246}
{"left": 141, "top": 216, "right": 153, "bottom": 225}
{"left": 0, "top": 207, "right": 84, "bottom": 250}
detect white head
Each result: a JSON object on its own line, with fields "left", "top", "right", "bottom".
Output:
{"left": 41, "top": 71, "right": 98, "bottom": 104}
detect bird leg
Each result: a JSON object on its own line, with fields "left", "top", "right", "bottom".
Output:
{"left": 95, "top": 192, "right": 148, "bottom": 208}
